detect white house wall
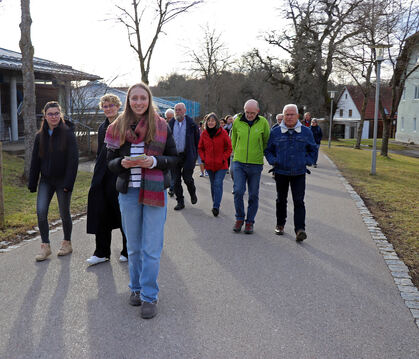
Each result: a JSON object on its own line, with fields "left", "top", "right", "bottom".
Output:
{"left": 334, "top": 87, "right": 369, "bottom": 139}
{"left": 396, "top": 46, "right": 419, "bottom": 144}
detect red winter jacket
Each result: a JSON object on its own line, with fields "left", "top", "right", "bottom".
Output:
{"left": 198, "top": 127, "right": 232, "bottom": 171}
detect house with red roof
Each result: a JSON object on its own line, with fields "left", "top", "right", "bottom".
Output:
{"left": 333, "top": 85, "right": 396, "bottom": 139}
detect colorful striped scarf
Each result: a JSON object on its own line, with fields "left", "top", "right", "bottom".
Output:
{"left": 105, "top": 114, "right": 167, "bottom": 207}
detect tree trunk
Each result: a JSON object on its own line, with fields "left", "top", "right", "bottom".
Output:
{"left": 0, "top": 142, "right": 4, "bottom": 229}
{"left": 19, "top": 0, "right": 37, "bottom": 180}
{"left": 355, "top": 93, "right": 369, "bottom": 149}
{"left": 381, "top": 117, "right": 391, "bottom": 157}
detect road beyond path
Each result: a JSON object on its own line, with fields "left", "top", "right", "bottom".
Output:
{"left": 1, "top": 152, "right": 418, "bottom": 359}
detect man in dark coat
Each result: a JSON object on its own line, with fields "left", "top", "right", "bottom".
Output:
{"left": 168, "top": 102, "right": 200, "bottom": 210}
{"left": 86, "top": 95, "right": 127, "bottom": 265}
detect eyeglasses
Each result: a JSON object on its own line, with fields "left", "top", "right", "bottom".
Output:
{"left": 46, "top": 112, "right": 60, "bottom": 117}
{"left": 102, "top": 104, "right": 115, "bottom": 109}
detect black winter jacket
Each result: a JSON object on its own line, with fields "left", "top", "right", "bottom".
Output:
{"left": 28, "top": 120, "right": 79, "bottom": 192}
{"left": 107, "top": 124, "right": 179, "bottom": 193}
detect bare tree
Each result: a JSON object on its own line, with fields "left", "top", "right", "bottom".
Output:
{"left": 115, "top": 0, "right": 203, "bottom": 84}
{"left": 19, "top": 0, "right": 37, "bottom": 180}
{"left": 335, "top": 0, "right": 397, "bottom": 149}
{"left": 188, "top": 25, "right": 233, "bottom": 113}
{"left": 256, "top": 0, "right": 363, "bottom": 117}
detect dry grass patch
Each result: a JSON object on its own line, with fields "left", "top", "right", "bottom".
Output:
{"left": 1, "top": 153, "right": 92, "bottom": 244}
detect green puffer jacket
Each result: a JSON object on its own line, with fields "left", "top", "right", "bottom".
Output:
{"left": 231, "top": 114, "right": 270, "bottom": 164}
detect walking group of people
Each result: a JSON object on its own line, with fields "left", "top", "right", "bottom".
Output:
{"left": 28, "top": 82, "right": 320, "bottom": 319}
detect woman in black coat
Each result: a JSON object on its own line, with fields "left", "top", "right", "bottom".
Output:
{"left": 86, "top": 94, "right": 128, "bottom": 265}
{"left": 28, "top": 101, "right": 79, "bottom": 261}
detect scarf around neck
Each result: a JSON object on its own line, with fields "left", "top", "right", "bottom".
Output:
{"left": 105, "top": 114, "right": 168, "bottom": 207}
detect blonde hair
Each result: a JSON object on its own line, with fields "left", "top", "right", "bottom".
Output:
{"left": 113, "top": 83, "right": 156, "bottom": 145}
{"left": 99, "top": 94, "right": 122, "bottom": 109}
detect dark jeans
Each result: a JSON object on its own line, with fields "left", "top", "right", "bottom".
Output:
{"left": 275, "top": 173, "right": 306, "bottom": 233}
{"left": 233, "top": 161, "right": 263, "bottom": 223}
{"left": 207, "top": 169, "right": 227, "bottom": 209}
{"left": 37, "top": 179, "right": 72, "bottom": 244}
{"left": 173, "top": 154, "right": 196, "bottom": 204}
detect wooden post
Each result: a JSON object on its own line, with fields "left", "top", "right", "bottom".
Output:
{"left": 0, "top": 142, "right": 4, "bottom": 229}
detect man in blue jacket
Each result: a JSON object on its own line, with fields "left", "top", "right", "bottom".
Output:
{"left": 169, "top": 102, "right": 200, "bottom": 210}
{"left": 264, "top": 104, "right": 317, "bottom": 241}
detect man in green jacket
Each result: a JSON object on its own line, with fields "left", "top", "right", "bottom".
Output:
{"left": 231, "top": 99, "right": 270, "bottom": 234}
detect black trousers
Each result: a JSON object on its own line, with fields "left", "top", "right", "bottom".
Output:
{"left": 93, "top": 173, "right": 128, "bottom": 258}
{"left": 173, "top": 154, "right": 196, "bottom": 204}
{"left": 275, "top": 173, "right": 306, "bottom": 233}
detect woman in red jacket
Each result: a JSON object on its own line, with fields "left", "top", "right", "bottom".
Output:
{"left": 198, "top": 113, "right": 232, "bottom": 216}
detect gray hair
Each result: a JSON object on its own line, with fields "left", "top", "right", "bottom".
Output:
{"left": 165, "top": 108, "right": 174, "bottom": 117}
{"left": 276, "top": 113, "right": 283, "bottom": 120}
{"left": 283, "top": 104, "right": 299, "bottom": 114}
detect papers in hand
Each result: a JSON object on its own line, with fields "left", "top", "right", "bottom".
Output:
{"left": 124, "top": 154, "right": 147, "bottom": 161}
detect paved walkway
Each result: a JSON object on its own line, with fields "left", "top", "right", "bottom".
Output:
{"left": 1, "top": 152, "right": 418, "bottom": 359}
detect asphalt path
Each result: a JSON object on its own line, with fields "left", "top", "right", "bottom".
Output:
{"left": 1, "top": 152, "right": 418, "bottom": 359}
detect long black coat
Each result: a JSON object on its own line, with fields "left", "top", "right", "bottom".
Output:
{"left": 86, "top": 119, "right": 122, "bottom": 234}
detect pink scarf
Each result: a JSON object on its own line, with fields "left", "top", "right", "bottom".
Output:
{"left": 105, "top": 114, "right": 168, "bottom": 207}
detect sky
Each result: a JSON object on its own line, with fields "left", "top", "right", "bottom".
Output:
{"left": 0, "top": 0, "right": 284, "bottom": 86}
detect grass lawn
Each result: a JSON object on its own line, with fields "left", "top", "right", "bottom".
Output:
{"left": 0, "top": 152, "right": 92, "bottom": 244}
{"left": 322, "top": 146, "right": 419, "bottom": 287}
{"left": 327, "top": 138, "right": 410, "bottom": 151}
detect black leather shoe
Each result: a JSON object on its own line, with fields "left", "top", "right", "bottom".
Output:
{"left": 296, "top": 229, "right": 307, "bottom": 242}
{"left": 174, "top": 203, "right": 185, "bottom": 210}
{"left": 141, "top": 301, "right": 157, "bottom": 319}
{"left": 212, "top": 208, "right": 219, "bottom": 217}
{"left": 190, "top": 193, "right": 198, "bottom": 204}
{"left": 168, "top": 190, "right": 174, "bottom": 197}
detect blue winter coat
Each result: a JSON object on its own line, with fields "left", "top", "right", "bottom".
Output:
{"left": 168, "top": 116, "right": 200, "bottom": 170}
{"left": 264, "top": 126, "right": 317, "bottom": 176}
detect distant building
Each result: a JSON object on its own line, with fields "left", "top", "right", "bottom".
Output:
{"left": 396, "top": 32, "right": 419, "bottom": 144}
{"left": 334, "top": 85, "right": 396, "bottom": 139}
{"left": 0, "top": 47, "right": 100, "bottom": 141}
{"left": 71, "top": 81, "right": 201, "bottom": 122}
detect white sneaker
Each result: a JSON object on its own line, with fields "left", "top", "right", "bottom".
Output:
{"left": 119, "top": 255, "right": 128, "bottom": 262}
{"left": 86, "top": 255, "right": 109, "bottom": 265}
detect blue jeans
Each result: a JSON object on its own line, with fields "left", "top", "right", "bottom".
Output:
{"left": 314, "top": 144, "right": 320, "bottom": 164}
{"left": 232, "top": 162, "right": 263, "bottom": 223}
{"left": 37, "top": 179, "right": 72, "bottom": 244}
{"left": 207, "top": 169, "right": 227, "bottom": 209}
{"left": 118, "top": 188, "right": 167, "bottom": 303}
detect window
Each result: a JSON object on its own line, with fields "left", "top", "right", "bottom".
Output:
{"left": 345, "top": 94, "right": 348, "bottom": 99}
{"left": 401, "top": 117, "right": 404, "bottom": 130}
{"left": 402, "top": 87, "right": 406, "bottom": 100}
{"left": 348, "top": 109, "right": 352, "bottom": 117}
{"left": 414, "top": 118, "right": 417, "bottom": 132}
{"left": 339, "top": 109, "right": 343, "bottom": 117}
{"left": 415, "top": 86, "right": 419, "bottom": 99}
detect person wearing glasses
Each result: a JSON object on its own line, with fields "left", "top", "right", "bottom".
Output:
{"left": 230, "top": 99, "right": 270, "bottom": 234}
{"left": 86, "top": 94, "right": 128, "bottom": 265}
{"left": 28, "top": 101, "right": 79, "bottom": 261}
